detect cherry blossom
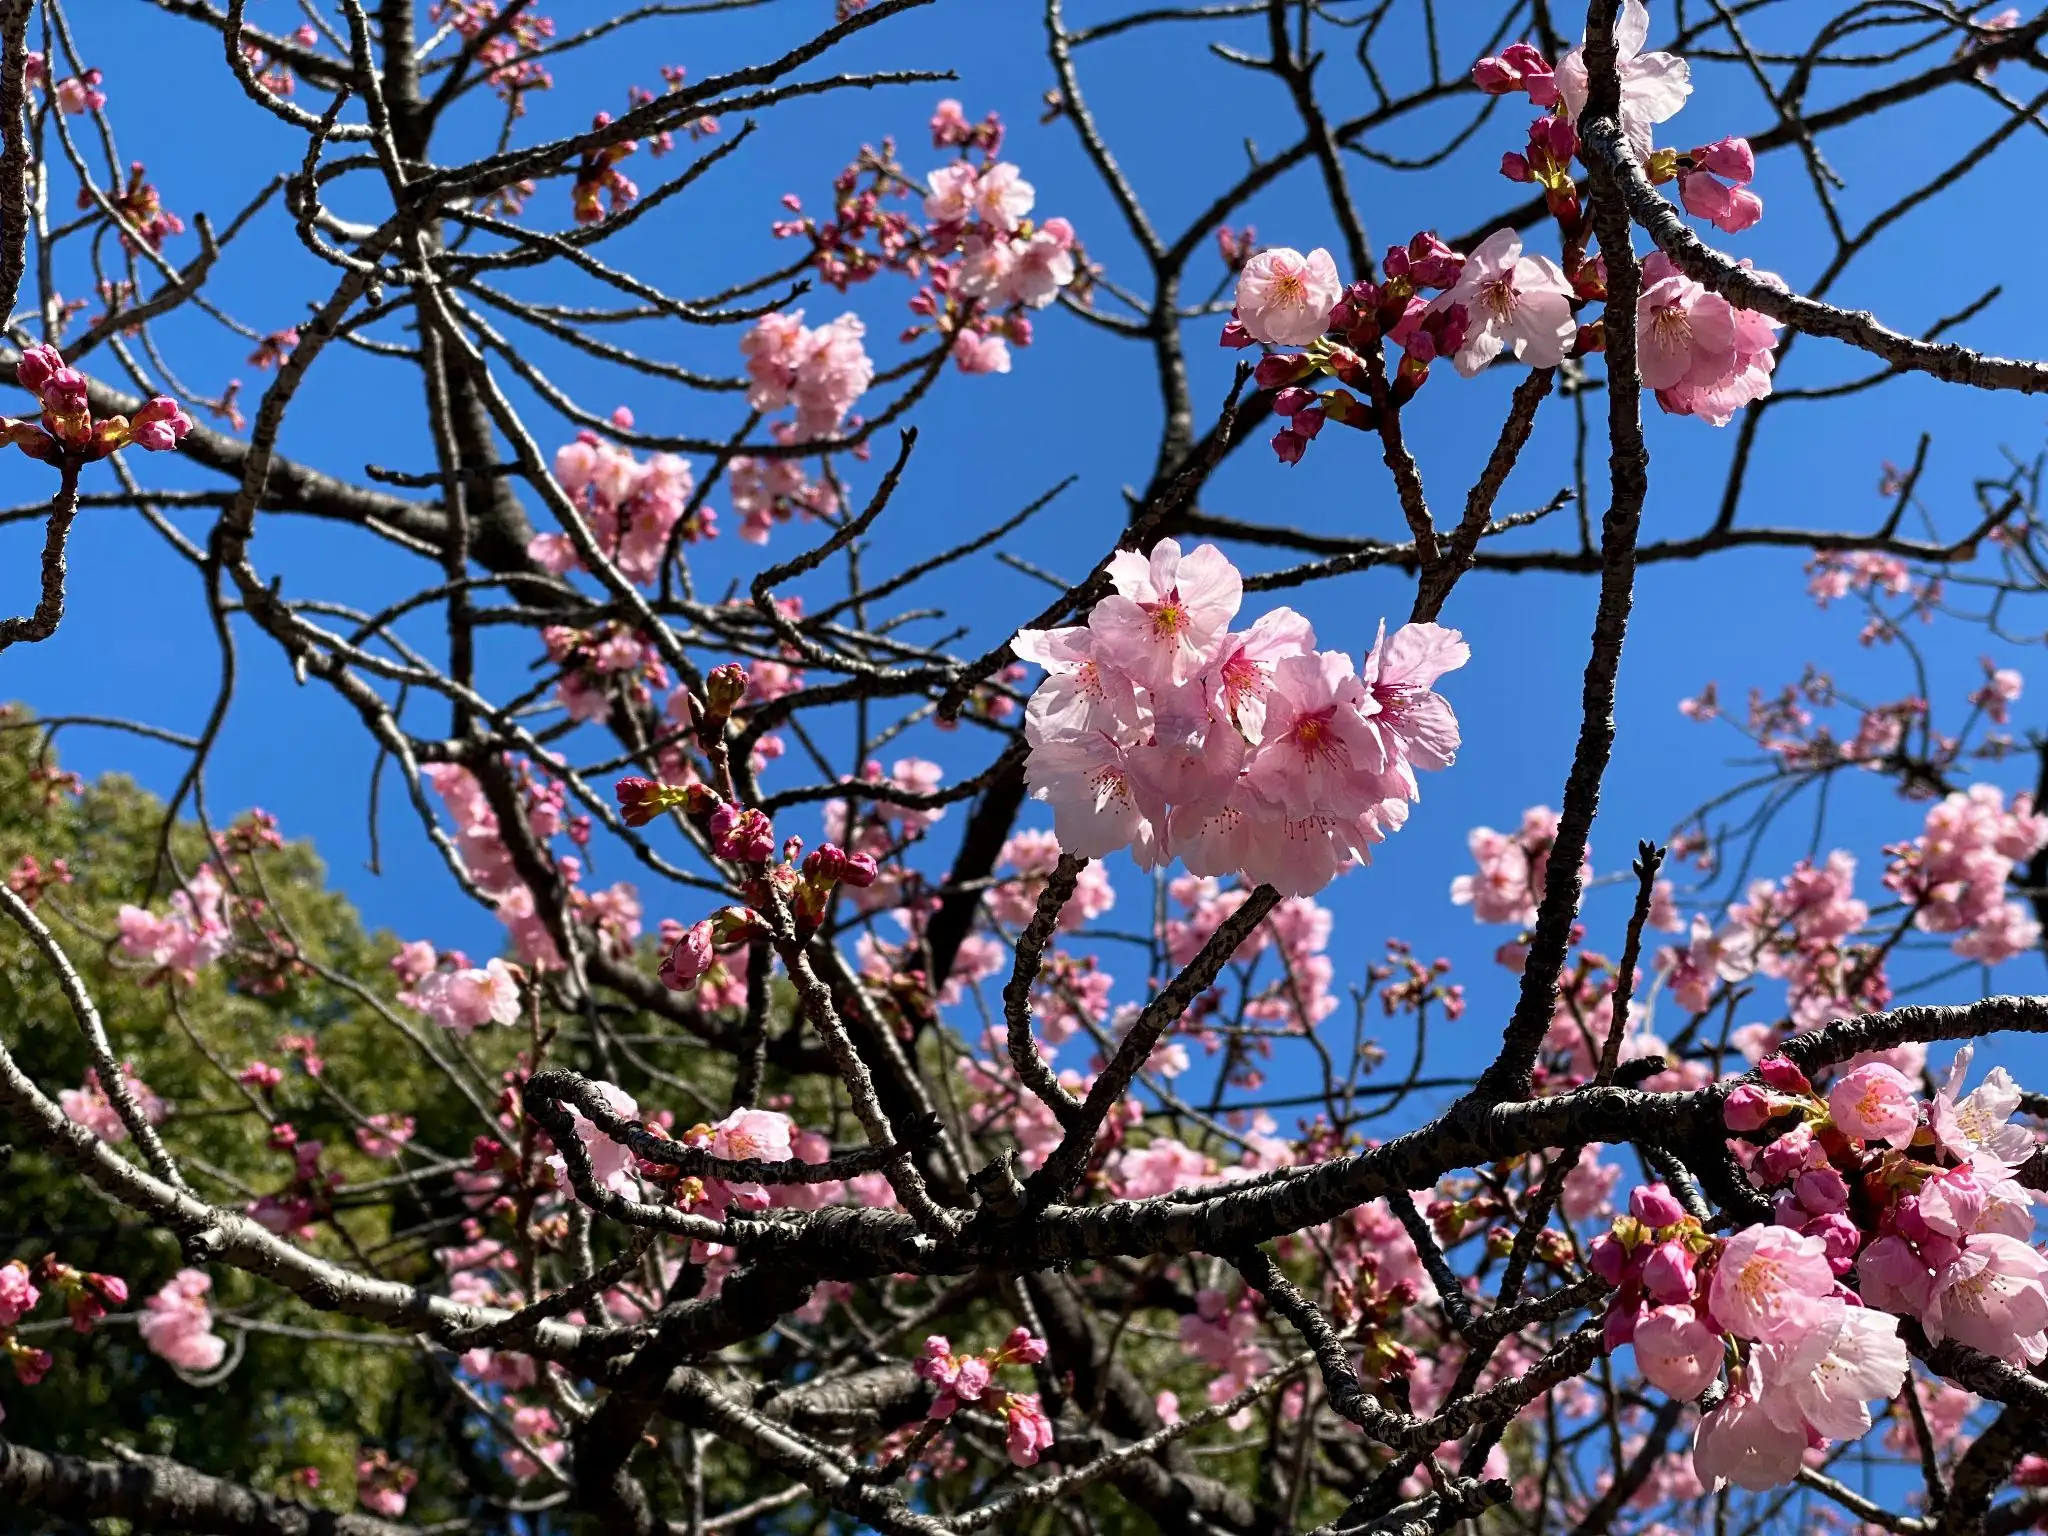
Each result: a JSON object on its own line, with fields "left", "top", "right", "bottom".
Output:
{"left": 1641, "top": 253, "right": 1783, "bottom": 425}
{"left": 1233, "top": 246, "right": 1343, "bottom": 347}
{"left": 1089, "top": 538, "right": 1243, "bottom": 691}
{"left": 1432, "top": 229, "right": 1575, "bottom": 376}
{"left": 1693, "top": 1364, "right": 1806, "bottom": 1492}
{"left": 1707, "top": 1224, "right": 1837, "bottom": 1345}
{"left": 137, "top": 1268, "right": 228, "bottom": 1372}
{"left": 1827, "top": 1062, "right": 1919, "bottom": 1148}
{"left": 1756, "top": 1300, "right": 1909, "bottom": 1442}
{"left": 405, "top": 956, "right": 523, "bottom": 1035}
{"left": 740, "top": 309, "right": 874, "bottom": 437}
{"left": 1554, "top": 0, "right": 1692, "bottom": 160}
{"left": 1632, "top": 1304, "right": 1721, "bottom": 1400}
{"left": 60, "top": 1065, "right": 165, "bottom": 1143}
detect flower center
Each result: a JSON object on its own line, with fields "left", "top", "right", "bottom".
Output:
{"left": 1481, "top": 276, "right": 1519, "bottom": 323}
{"left": 1290, "top": 708, "right": 1342, "bottom": 764}
{"left": 1652, "top": 304, "right": 1692, "bottom": 352}
{"left": 1147, "top": 596, "right": 1188, "bottom": 641}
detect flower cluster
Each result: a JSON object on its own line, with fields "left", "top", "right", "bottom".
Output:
{"left": 0, "top": 1255, "right": 124, "bottom": 1391}
{"left": 1883, "top": 783, "right": 2048, "bottom": 964}
{"left": 5, "top": 344, "right": 191, "bottom": 465}
{"left": 25, "top": 52, "right": 105, "bottom": 114}
{"left": 1231, "top": 2, "right": 1780, "bottom": 465}
{"left": 913, "top": 1328, "right": 1055, "bottom": 1467}
{"left": 1017, "top": 539, "right": 1466, "bottom": 896}
{"left": 1636, "top": 250, "right": 1784, "bottom": 425}
{"left": 1646, "top": 1049, "right": 2048, "bottom": 1489}
{"left": 429, "top": 0, "right": 553, "bottom": 112}
{"left": 1450, "top": 805, "right": 1588, "bottom": 930}
{"left": 116, "top": 865, "right": 233, "bottom": 983}
{"left": 137, "top": 1267, "right": 229, "bottom": 1373}
{"left": 770, "top": 99, "right": 1080, "bottom": 376}
{"left": 528, "top": 418, "right": 708, "bottom": 582}
{"left": 60, "top": 1063, "right": 166, "bottom": 1142}
{"left": 571, "top": 111, "right": 639, "bottom": 224}
{"left": 425, "top": 761, "right": 642, "bottom": 971}
{"left": 395, "top": 941, "right": 524, "bottom": 1035}
{"left": 356, "top": 1450, "right": 418, "bottom": 1518}
{"left": 740, "top": 309, "right": 874, "bottom": 439}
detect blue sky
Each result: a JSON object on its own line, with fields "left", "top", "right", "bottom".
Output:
{"left": 9, "top": 0, "right": 2048, "bottom": 1123}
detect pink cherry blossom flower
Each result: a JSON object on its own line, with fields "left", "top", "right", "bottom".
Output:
{"left": 923, "top": 162, "right": 977, "bottom": 224}
{"left": 60, "top": 1065, "right": 166, "bottom": 1143}
{"left": 1635, "top": 270, "right": 1737, "bottom": 392}
{"left": 1640, "top": 253, "right": 1782, "bottom": 424}
{"left": 989, "top": 828, "right": 1116, "bottom": 929}
{"left": 1243, "top": 651, "right": 1387, "bottom": 814}
{"left": 356, "top": 1451, "right": 417, "bottom": 1518}
{"left": 1433, "top": 228, "right": 1576, "bottom": 376}
{"left": 1233, "top": 247, "right": 1343, "bottom": 347}
{"left": 952, "top": 329, "right": 1012, "bottom": 374}
{"left": 1693, "top": 1364, "right": 1808, "bottom": 1492}
{"left": 1209, "top": 606, "right": 1317, "bottom": 743}
{"left": 406, "top": 957, "right": 522, "bottom": 1036}
{"left": 1023, "top": 728, "right": 1160, "bottom": 864}
{"left": 1757, "top": 1300, "right": 1909, "bottom": 1442}
{"left": 1015, "top": 624, "right": 1142, "bottom": 742}
{"left": 1359, "top": 620, "right": 1468, "bottom": 795}
{"left": 1003, "top": 1392, "right": 1056, "bottom": 1466}
{"left": 1555, "top": 0, "right": 1693, "bottom": 160}
{"left": 551, "top": 1079, "right": 640, "bottom": 1196}
{"left": 354, "top": 1113, "right": 416, "bottom": 1160}
{"left": 1560, "top": 1145, "right": 1621, "bottom": 1222}
{"left": 1003, "top": 225, "right": 1076, "bottom": 308}
{"left": 0, "top": 1261, "right": 38, "bottom": 1328}
{"left": 1110, "top": 1136, "right": 1215, "bottom": 1198}
{"left": 1928, "top": 1045, "right": 2035, "bottom": 1167}
{"left": 972, "top": 163, "right": 1035, "bottom": 231}
{"left": 1925, "top": 1233, "right": 2048, "bottom": 1365}
{"left": 1827, "top": 1063, "right": 1919, "bottom": 1148}
{"left": 1088, "top": 538, "right": 1243, "bottom": 690}
{"left": 1679, "top": 171, "right": 1763, "bottom": 233}
{"left": 1450, "top": 806, "right": 1583, "bottom": 927}
{"left": 739, "top": 310, "right": 873, "bottom": 438}
{"left": 137, "top": 1268, "right": 228, "bottom": 1372}
{"left": 1633, "top": 1304, "right": 1721, "bottom": 1401}
{"left": 1708, "top": 1224, "right": 1837, "bottom": 1344}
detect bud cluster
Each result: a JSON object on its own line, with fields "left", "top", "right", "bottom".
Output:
{"left": 4, "top": 344, "right": 192, "bottom": 465}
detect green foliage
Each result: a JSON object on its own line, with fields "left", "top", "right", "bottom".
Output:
{"left": 0, "top": 714, "right": 472, "bottom": 1523}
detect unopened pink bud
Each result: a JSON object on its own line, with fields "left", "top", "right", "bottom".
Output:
{"left": 1472, "top": 56, "right": 1522, "bottom": 94}
{"left": 129, "top": 395, "right": 193, "bottom": 452}
{"left": 1756, "top": 1056, "right": 1812, "bottom": 1096}
{"left": 1640, "top": 1241, "right": 1696, "bottom": 1304}
{"left": 1629, "top": 1183, "right": 1687, "bottom": 1229}
{"left": 658, "top": 919, "right": 715, "bottom": 991}
{"left": 1794, "top": 1167, "right": 1849, "bottom": 1216}
{"left": 1723, "top": 1083, "right": 1773, "bottom": 1132}
{"left": 1588, "top": 1232, "right": 1629, "bottom": 1286}
{"left": 1689, "top": 136, "right": 1755, "bottom": 183}
{"left": 15, "top": 344, "right": 62, "bottom": 395}
{"left": 1254, "top": 353, "right": 1312, "bottom": 390}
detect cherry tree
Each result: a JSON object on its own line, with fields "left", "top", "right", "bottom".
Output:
{"left": 3, "top": 0, "right": 2048, "bottom": 1532}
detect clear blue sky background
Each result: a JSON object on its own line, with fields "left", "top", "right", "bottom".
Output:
{"left": 9, "top": 0, "right": 2048, "bottom": 1121}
